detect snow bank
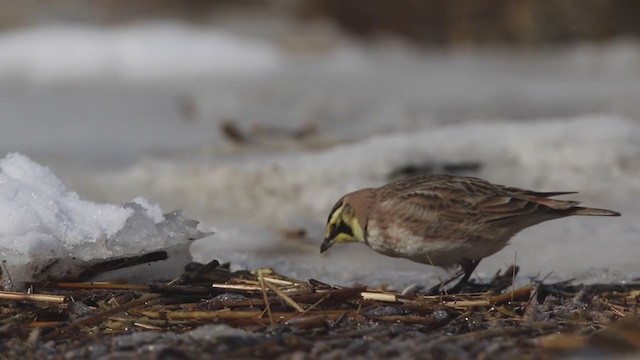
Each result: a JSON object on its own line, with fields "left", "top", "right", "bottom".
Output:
{"left": 0, "top": 153, "right": 212, "bottom": 288}
{"left": 0, "top": 23, "right": 281, "bottom": 83}
{"left": 95, "top": 115, "right": 640, "bottom": 229}
{"left": 88, "top": 115, "right": 639, "bottom": 284}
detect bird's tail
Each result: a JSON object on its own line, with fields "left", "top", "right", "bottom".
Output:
{"left": 569, "top": 207, "right": 621, "bottom": 216}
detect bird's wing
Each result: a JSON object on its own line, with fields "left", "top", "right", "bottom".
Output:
{"left": 499, "top": 186, "right": 577, "bottom": 198}
{"left": 381, "top": 176, "right": 578, "bottom": 225}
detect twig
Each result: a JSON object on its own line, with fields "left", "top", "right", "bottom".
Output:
{"left": 285, "top": 294, "right": 332, "bottom": 324}
{"left": 211, "top": 284, "right": 264, "bottom": 291}
{"left": 203, "top": 287, "right": 361, "bottom": 310}
{"left": 442, "top": 284, "right": 534, "bottom": 308}
{"left": 133, "top": 322, "right": 163, "bottom": 330}
{"left": 258, "top": 270, "right": 274, "bottom": 326}
{"left": 490, "top": 284, "right": 535, "bottom": 304}
{"left": 0, "top": 290, "right": 68, "bottom": 303}
{"left": 34, "top": 282, "right": 150, "bottom": 291}
{"left": 263, "top": 281, "right": 305, "bottom": 312}
{"left": 444, "top": 299, "right": 491, "bottom": 308}
{"left": 361, "top": 292, "right": 398, "bottom": 302}
{"left": 44, "top": 293, "right": 160, "bottom": 340}
{"left": 263, "top": 277, "right": 298, "bottom": 286}
{"left": 30, "top": 321, "right": 64, "bottom": 328}
{"left": 512, "top": 251, "right": 517, "bottom": 303}
{"left": 171, "top": 259, "right": 220, "bottom": 285}
{"left": 284, "top": 314, "right": 327, "bottom": 329}
{"left": 141, "top": 310, "right": 346, "bottom": 321}
{"left": 1, "top": 260, "right": 13, "bottom": 289}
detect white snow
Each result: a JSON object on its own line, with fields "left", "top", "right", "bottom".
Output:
{"left": 0, "top": 153, "right": 132, "bottom": 251}
{"left": 0, "top": 153, "right": 212, "bottom": 288}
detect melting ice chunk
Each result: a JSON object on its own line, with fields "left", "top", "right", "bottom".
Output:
{"left": 0, "top": 152, "right": 212, "bottom": 288}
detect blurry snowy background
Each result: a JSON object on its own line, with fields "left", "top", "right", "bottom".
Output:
{"left": 1, "top": 0, "right": 639, "bottom": 288}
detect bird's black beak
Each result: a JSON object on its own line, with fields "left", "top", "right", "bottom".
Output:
{"left": 320, "top": 237, "right": 335, "bottom": 254}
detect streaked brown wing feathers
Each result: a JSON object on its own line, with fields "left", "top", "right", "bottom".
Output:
{"left": 500, "top": 186, "right": 577, "bottom": 198}
{"left": 380, "top": 175, "right": 578, "bottom": 226}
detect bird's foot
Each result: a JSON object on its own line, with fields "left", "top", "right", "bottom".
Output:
{"left": 425, "top": 264, "right": 520, "bottom": 295}
{"left": 425, "top": 268, "right": 466, "bottom": 295}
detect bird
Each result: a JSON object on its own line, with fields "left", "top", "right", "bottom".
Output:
{"left": 320, "top": 174, "right": 620, "bottom": 288}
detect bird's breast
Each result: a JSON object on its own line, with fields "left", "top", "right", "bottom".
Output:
{"left": 365, "top": 219, "right": 510, "bottom": 267}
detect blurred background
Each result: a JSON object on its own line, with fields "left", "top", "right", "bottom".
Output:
{"left": 1, "top": 0, "right": 640, "bottom": 287}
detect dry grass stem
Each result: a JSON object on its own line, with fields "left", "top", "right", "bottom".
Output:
{"left": 0, "top": 290, "right": 68, "bottom": 303}
{"left": 361, "top": 292, "right": 398, "bottom": 302}
{"left": 263, "top": 280, "right": 305, "bottom": 312}
{"left": 257, "top": 270, "right": 274, "bottom": 326}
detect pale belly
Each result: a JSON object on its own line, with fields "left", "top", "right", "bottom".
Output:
{"left": 365, "top": 223, "right": 510, "bottom": 268}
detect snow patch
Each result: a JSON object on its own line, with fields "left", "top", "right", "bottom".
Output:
{"left": 96, "top": 115, "right": 640, "bottom": 229}
{"left": 0, "top": 153, "right": 212, "bottom": 288}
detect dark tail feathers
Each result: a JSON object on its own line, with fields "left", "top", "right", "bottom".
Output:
{"left": 570, "top": 207, "right": 621, "bottom": 217}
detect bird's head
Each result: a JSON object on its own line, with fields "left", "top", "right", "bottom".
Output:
{"left": 320, "top": 189, "right": 374, "bottom": 253}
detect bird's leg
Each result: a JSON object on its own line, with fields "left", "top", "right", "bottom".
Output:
{"left": 460, "top": 259, "right": 480, "bottom": 283}
{"left": 426, "top": 268, "right": 465, "bottom": 295}
{"left": 445, "top": 259, "right": 481, "bottom": 294}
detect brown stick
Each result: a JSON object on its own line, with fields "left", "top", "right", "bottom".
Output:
{"left": 264, "top": 280, "right": 305, "bottom": 312}
{"left": 44, "top": 293, "right": 160, "bottom": 340}
{"left": 258, "top": 270, "right": 274, "bottom": 326}
{"left": 34, "top": 282, "right": 150, "bottom": 291}
{"left": 141, "top": 309, "right": 347, "bottom": 321}
{"left": 489, "top": 284, "right": 535, "bottom": 304}
{"left": 0, "top": 290, "right": 68, "bottom": 303}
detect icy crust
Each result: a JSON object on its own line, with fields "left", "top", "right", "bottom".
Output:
{"left": 0, "top": 153, "right": 212, "bottom": 288}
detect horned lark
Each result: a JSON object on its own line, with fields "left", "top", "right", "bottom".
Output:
{"left": 321, "top": 175, "right": 620, "bottom": 284}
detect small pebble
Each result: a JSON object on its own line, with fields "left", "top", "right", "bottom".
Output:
{"left": 431, "top": 309, "right": 449, "bottom": 321}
